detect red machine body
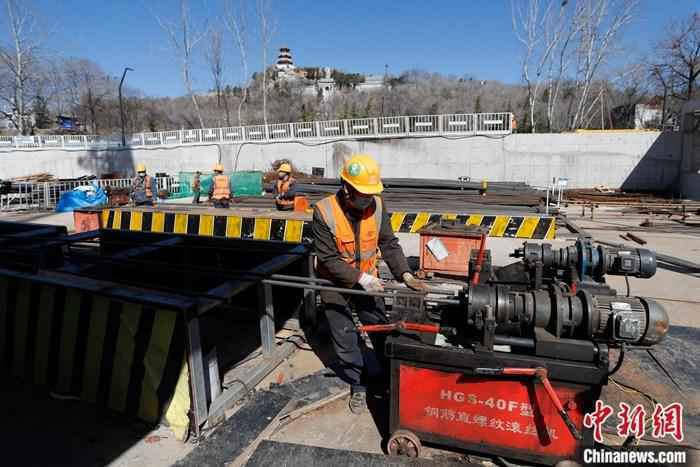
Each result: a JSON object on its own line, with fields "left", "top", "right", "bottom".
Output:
{"left": 387, "top": 337, "right": 604, "bottom": 465}
{"left": 398, "top": 365, "right": 586, "bottom": 459}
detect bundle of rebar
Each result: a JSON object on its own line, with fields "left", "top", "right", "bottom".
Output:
{"left": 258, "top": 177, "right": 546, "bottom": 214}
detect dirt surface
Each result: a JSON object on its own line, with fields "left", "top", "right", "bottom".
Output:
{"left": 269, "top": 397, "right": 479, "bottom": 465}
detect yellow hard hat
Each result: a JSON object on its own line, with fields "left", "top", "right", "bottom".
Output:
{"left": 278, "top": 163, "right": 292, "bottom": 173}
{"left": 136, "top": 163, "right": 146, "bottom": 173}
{"left": 340, "top": 154, "right": 383, "bottom": 195}
{"left": 214, "top": 163, "right": 224, "bottom": 172}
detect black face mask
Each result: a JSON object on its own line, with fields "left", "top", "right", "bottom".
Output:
{"left": 348, "top": 193, "right": 372, "bottom": 211}
{"left": 278, "top": 173, "right": 287, "bottom": 180}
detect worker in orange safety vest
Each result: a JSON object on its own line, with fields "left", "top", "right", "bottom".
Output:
{"left": 312, "top": 153, "right": 428, "bottom": 414}
{"left": 131, "top": 163, "right": 155, "bottom": 206}
{"left": 208, "top": 163, "right": 231, "bottom": 208}
{"left": 273, "top": 162, "right": 297, "bottom": 211}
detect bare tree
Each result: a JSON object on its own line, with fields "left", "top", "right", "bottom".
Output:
{"left": 544, "top": 7, "right": 581, "bottom": 131}
{"left": 602, "top": 63, "right": 651, "bottom": 128}
{"left": 155, "top": 0, "right": 206, "bottom": 129}
{"left": 512, "top": 0, "right": 570, "bottom": 132}
{"left": 43, "top": 58, "right": 70, "bottom": 117}
{"left": 569, "top": 0, "right": 636, "bottom": 130}
{"left": 62, "top": 58, "right": 116, "bottom": 134}
{"left": 256, "top": 0, "right": 273, "bottom": 127}
{"left": 0, "top": 0, "right": 43, "bottom": 134}
{"left": 223, "top": 0, "right": 250, "bottom": 125}
{"left": 205, "top": 26, "right": 231, "bottom": 126}
{"left": 654, "top": 13, "right": 700, "bottom": 102}
{"left": 650, "top": 65, "right": 676, "bottom": 127}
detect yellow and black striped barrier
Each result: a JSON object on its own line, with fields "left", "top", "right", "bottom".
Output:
{"left": 389, "top": 212, "right": 555, "bottom": 239}
{"left": 101, "top": 209, "right": 312, "bottom": 243}
{"left": 100, "top": 208, "right": 556, "bottom": 241}
{"left": 0, "top": 271, "right": 190, "bottom": 437}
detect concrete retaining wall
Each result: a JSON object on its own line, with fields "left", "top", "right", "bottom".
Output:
{"left": 681, "top": 129, "right": 700, "bottom": 199}
{"left": 0, "top": 131, "right": 684, "bottom": 192}
{"left": 223, "top": 131, "right": 681, "bottom": 191}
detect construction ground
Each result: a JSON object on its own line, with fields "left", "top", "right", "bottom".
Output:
{"left": 0, "top": 190, "right": 698, "bottom": 466}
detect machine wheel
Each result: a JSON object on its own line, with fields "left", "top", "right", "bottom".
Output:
{"left": 387, "top": 430, "right": 422, "bottom": 458}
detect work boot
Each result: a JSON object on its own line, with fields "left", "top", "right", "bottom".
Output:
{"left": 349, "top": 389, "right": 367, "bottom": 414}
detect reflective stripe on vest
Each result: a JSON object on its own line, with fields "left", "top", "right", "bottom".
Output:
{"left": 145, "top": 176, "right": 153, "bottom": 198}
{"left": 315, "top": 194, "right": 383, "bottom": 276}
{"left": 275, "top": 177, "right": 295, "bottom": 207}
{"left": 212, "top": 175, "right": 230, "bottom": 200}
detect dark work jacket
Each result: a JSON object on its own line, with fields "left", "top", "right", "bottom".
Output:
{"left": 131, "top": 175, "right": 154, "bottom": 204}
{"left": 272, "top": 178, "right": 298, "bottom": 200}
{"left": 312, "top": 191, "right": 410, "bottom": 289}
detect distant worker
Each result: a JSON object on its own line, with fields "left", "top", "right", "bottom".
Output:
{"left": 209, "top": 163, "right": 231, "bottom": 208}
{"left": 312, "top": 154, "right": 428, "bottom": 414}
{"left": 131, "top": 163, "right": 156, "bottom": 206}
{"left": 192, "top": 171, "right": 202, "bottom": 204}
{"left": 273, "top": 163, "right": 297, "bottom": 211}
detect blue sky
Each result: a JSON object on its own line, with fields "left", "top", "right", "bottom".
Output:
{"left": 29, "top": 0, "right": 700, "bottom": 97}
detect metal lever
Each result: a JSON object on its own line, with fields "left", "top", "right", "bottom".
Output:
{"left": 355, "top": 321, "right": 441, "bottom": 334}
{"left": 474, "top": 366, "right": 583, "bottom": 440}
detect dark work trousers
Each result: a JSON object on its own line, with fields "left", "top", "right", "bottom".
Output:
{"left": 135, "top": 200, "right": 153, "bottom": 206}
{"left": 192, "top": 190, "right": 200, "bottom": 204}
{"left": 275, "top": 203, "right": 294, "bottom": 211}
{"left": 213, "top": 199, "right": 230, "bottom": 208}
{"left": 322, "top": 290, "right": 388, "bottom": 393}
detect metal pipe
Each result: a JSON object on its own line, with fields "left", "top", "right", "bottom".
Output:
{"left": 269, "top": 273, "right": 458, "bottom": 296}
{"left": 493, "top": 336, "right": 534, "bottom": 349}
{"left": 261, "top": 279, "right": 460, "bottom": 305}
{"left": 270, "top": 274, "right": 333, "bottom": 284}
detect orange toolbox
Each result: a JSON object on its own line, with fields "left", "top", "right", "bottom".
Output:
{"left": 417, "top": 222, "right": 486, "bottom": 278}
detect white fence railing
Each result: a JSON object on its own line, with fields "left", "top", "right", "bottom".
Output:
{"left": 0, "top": 112, "right": 513, "bottom": 151}
{"left": 0, "top": 177, "right": 178, "bottom": 211}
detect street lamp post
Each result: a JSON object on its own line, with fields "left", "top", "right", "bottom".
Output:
{"left": 119, "top": 67, "right": 134, "bottom": 147}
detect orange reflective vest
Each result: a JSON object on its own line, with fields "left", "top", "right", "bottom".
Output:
{"left": 275, "top": 177, "right": 295, "bottom": 207}
{"left": 212, "top": 175, "right": 230, "bottom": 200}
{"left": 144, "top": 176, "right": 153, "bottom": 198}
{"left": 315, "top": 194, "right": 382, "bottom": 277}
{"left": 132, "top": 175, "right": 153, "bottom": 200}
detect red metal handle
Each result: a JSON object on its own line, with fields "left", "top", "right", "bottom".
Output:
{"left": 501, "top": 367, "right": 537, "bottom": 376}
{"left": 474, "top": 366, "right": 583, "bottom": 440}
{"left": 358, "top": 321, "right": 440, "bottom": 334}
{"left": 471, "top": 233, "right": 487, "bottom": 285}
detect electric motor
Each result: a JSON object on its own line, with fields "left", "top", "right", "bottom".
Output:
{"left": 583, "top": 293, "right": 669, "bottom": 346}
{"left": 461, "top": 284, "right": 669, "bottom": 346}
{"left": 514, "top": 239, "right": 656, "bottom": 280}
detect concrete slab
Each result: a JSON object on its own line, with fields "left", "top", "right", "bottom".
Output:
{"left": 271, "top": 397, "right": 384, "bottom": 455}
{"left": 0, "top": 210, "right": 76, "bottom": 231}
{"left": 0, "top": 379, "right": 193, "bottom": 467}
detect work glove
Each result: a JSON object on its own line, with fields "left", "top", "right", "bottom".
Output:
{"left": 402, "top": 272, "right": 430, "bottom": 293}
{"left": 358, "top": 273, "right": 384, "bottom": 293}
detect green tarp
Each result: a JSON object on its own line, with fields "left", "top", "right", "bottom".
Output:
{"left": 175, "top": 171, "right": 263, "bottom": 198}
